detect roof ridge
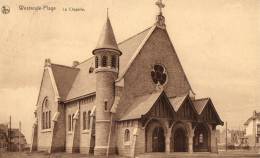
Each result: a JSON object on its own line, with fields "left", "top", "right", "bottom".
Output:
{"left": 118, "top": 26, "right": 153, "bottom": 45}
{"left": 194, "top": 97, "right": 210, "bottom": 101}
{"left": 51, "top": 63, "right": 79, "bottom": 70}
{"left": 77, "top": 56, "right": 94, "bottom": 66}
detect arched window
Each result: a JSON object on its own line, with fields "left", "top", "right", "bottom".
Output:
{"left": 199, "top": 133, "right": 203, "bottom": 143}
{"left": 95, "top": 56, "right": 99, "bottom": 68}
{"left": 42, "top": 97, "right": 51, "bottom": 129}
{"left": 111, "top": 55, "right": 116, "bottom": 68}
{"left": 101, "top": 56, "right": 107, "bottom": 67}
{"left": 124, "top": 129, "right": 130, "bottom": 142}
{"left": 87, "top": 111, "right": 91, "bottom": 129}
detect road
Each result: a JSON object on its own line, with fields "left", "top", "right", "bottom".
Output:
{"left": 0, "top": 151, "right": 259, "bottom": 158}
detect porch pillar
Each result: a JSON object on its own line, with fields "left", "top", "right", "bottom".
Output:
{"left": 208, "top": 124, "right": 218, "bottom": 153}
{"left": 187, "top": 122, "right": 194, "bottom": 153}
{"left": 188, "top": 133, "right": 194, "bottom": 153}
{"left": 165, "top": 128, "right": 171, "bottom": 153}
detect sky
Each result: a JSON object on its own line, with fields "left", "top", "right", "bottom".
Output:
{"left": 0, "top": 0, "right": 259, "bottom": 143}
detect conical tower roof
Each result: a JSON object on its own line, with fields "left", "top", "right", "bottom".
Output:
{"left": 94, "top": 17, "right": 120, "bottom": 52}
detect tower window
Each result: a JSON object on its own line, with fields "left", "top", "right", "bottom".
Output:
{"left": 124, "top": 129, "right": 130, "bottom": 142}
{"left": 95, "top": 56, "right": 99, "bottom": 68}
{"left": 104, "top": 100, "right": 108, "bottom": 111}
{"left": 101, "top": 56, "right": 107, "bottom": 67}
{"left": 111, "top": 55, "right": 116, "bottom": 68}
{"left": 89, "top": 67, "right": 94, "bottom": 73}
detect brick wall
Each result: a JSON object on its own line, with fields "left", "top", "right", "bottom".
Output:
{"left": 117, "top": 27, "right": 191, "bottom": 119}
{"left": 79, "top": 97, "right": 95, "bottom": 154}
{"left": 37, "top": 69, "right": 58, "bottom": 152}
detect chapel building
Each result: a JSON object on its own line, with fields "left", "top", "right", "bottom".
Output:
{"left": 31, "top": 2, "right": 223, "bottom": 157}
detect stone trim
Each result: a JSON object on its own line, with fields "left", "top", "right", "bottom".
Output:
{"left": 41, "top": 129, "right": 52, "bottom": 133}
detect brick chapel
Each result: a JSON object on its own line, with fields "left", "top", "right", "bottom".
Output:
{"left": 31, "top": 1, "right": 223, "bottom": 157}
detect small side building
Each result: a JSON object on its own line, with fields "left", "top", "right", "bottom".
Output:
{"left": 244, "top": 110, "right": 260, "bottom": 150}
{"left": 9, "top": 129, "right": 28, "bottom": 151}
{"left": 0, "top": 124, "right": 8, "bottom": 151}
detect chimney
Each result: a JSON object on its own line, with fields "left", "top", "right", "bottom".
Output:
{"left": 72, "top": 61, "right": 80, "bottom": 67}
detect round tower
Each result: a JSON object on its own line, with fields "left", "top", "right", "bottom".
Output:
{"left": 92, "top": 15, "right": 121, "bottom": 156}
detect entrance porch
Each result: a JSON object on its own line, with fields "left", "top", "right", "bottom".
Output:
{"left": 145, "top": 119, "right": 213, "bottom": 153}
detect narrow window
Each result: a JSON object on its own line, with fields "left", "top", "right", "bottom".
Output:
{"left": 83, "top": 111, "right": 87, "bottom": 130}
{"left": 68, "top": 115, "right": 71, "bottom": 131}
{"left": 95, "top": 56, "right": 99, "bottom": 68}
{"left": 111, "top": 55, "right": 116, "bottom": 68}
{"left": 199, "top": 133, "right": 203, "bottom": 143}
{"left": 101, "top": 56, "right": 107, "bottom": 67}
{"left": 49, "top": 111, "right": 51, "bottom": 128}
{"left": 72, "top": 114, "right": 74, "bottom": 130}
{"left": 104, "top": 100, "right": 108, "bottom": 111}
{"left": 124, "top": 129, "right": 130, "bottom": 142}
{"left": 45, "top": 112, "right": 48, "bottom": 129}
{"left": 257, "top": 124, "right": 260, "bottom": 135}
{"left": 42, "top": 112, "right": 45, "bottom": 129}
{"left": 45, "top": 111, "right": 49, "bottom": 129}
{"left": 87, "top": 111, "right": 91, "bottom": 129}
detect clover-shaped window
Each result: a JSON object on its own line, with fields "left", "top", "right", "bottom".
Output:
{"left": 151, "top": 64, "right": 167, "bottom": 85}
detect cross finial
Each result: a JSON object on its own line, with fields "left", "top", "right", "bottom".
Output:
{"left": 155, "top": 0, "right": 165, "bottom": 15}
{"left": 107, "top": 8, "right": 109, "bottom": 18}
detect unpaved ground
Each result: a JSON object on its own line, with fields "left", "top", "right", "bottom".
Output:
{"left": 0, "top": 151, "right": 260, "bottom": 158}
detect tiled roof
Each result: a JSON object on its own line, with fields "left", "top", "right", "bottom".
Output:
{"left": 94, "top": 17, "right": 119, "bottom": 51}
{"left": 169, "top": 95, "right": 187, "bottom": 112}
{"left": 117, "top": 26, "right": 154, "bottom": 78}
{"left": 244, "top": 111, "right": 260, "bottom": 125}
{"left": 10, "top": 129, "right": 25, "bottom": 137}
{"left": 0, "top": 124, "right": 8, "bottom": 133}
{"left": 51, "top": 64, "right": 79, "bottom": 100}
{"left": 65, "top": 57, "right": 96, "bottom": 101}
{"left": 192, "top": 98, "right": 210, "bottom": 114}
{"left": 120, "top": 91, "right": 163, "bottom": 121}
{"left": 49, "top": 26, "right": 154, "bottom": 101}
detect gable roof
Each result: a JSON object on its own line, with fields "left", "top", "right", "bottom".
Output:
{"left": 65, "top": 57, "right": 96, "bottom": 101}
{"left": 169, "top": 95, "right": 188, "bottom": 112}
{"left": 193, "top": 98, "right": 224, "bottom": 125}
{"left": 192, "top": 98, "right": 210, "bottom": 114}
{"left": 120, "top": 90, "right": 163, "bottom": 121}
{"left": 117, "top": 26, "right": 155, "bottom": 79}
{"left": 244, "top": 111, "right": 260, "bottom": 126}
{"left": 43, "top": 24, "right": 193, "bottom": 101}
{"left": 47, "top": 26, "right": 155, "bottom": 101}
{"left": 51, "top": 64, "right": 79, "bottom": 100}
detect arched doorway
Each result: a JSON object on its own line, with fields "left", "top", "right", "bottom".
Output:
{"left": 145, "top": 119, "right": 166, "bottom": 152}
{"left": 173, "top": 128, "right": 188, "bottom": 152}
{"left": 193, "top": 124, "right": 210, "bottom": 152}
{"left": 152, "top": 127, "right": 165, "bottom": 152}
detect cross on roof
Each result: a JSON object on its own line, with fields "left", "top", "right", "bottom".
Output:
{"left": 155, "top": 0, "right": 165, "bottom": 14}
